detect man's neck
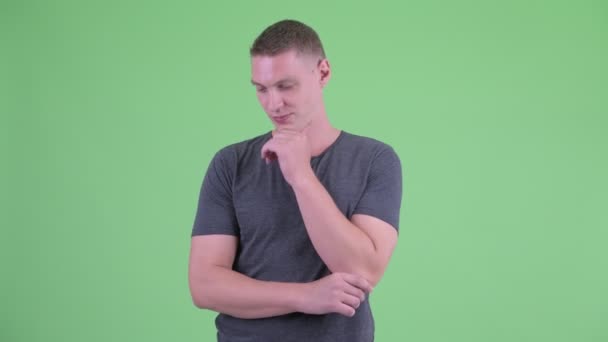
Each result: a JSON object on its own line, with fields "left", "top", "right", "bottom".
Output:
{"left": 307, "top": 122, "right": 341, "bottom": 158}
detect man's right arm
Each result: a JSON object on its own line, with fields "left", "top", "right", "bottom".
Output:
{"left": 188, "top": 234, "right": 372, "bottom": 319}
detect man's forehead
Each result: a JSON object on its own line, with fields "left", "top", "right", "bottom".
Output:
{"left": 250, "top": 50, "right": 317, "bottom": 85}
{"left": 250, "top": 77, "right": 298, "bottom": 87}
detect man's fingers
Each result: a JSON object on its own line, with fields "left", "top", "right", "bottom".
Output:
{"left": 342, "top": 274, "right": 373, "bottom": 293}
{"left": 263, "top": 151, "right": 277, "bottom": 160}
{"left": 260, "top": 144, "right": 269, "bottom": 159}
{"left": 261, "top": 135, "right": 293, "bottom": 159}
{"left": 344, "top": 286, "right": 366, "bottom": 302}
{"left": 336, "top": 303, "right": 356, "bottom": 317}
{"left": 260, "top": 141, "right": 278, "bottom": 162}
{"left": 261, "top": 138, "right": 280, "bottom": 155}
{"left": 340, "top": 293, "right": 361, "bottom": 310}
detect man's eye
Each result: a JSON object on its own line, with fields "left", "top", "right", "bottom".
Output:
{"left": 278, "top": 85, "right": 293, "bottom": 90}
{"left": 256, "top": 88, "right": 267, "bottom": 93}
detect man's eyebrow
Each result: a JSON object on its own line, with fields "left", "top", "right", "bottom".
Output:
{"left": 250, "top": 78, "right": 297, "bottom": 87}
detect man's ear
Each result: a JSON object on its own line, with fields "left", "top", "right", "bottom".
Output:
{"left": 318, "top": 58, "right": 331, "bottom": 87}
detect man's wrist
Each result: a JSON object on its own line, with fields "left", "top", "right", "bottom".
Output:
{"left": 286, "top": 282, "right": 309, "bottom": 313}
{"left": 290, "top": 170, "right": 317, "bottom": 191}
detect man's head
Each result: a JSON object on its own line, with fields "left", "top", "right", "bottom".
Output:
{"left": 250, "top": 20, "right": 331, "bottom": 131}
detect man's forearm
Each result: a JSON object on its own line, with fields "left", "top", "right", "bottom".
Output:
{"left": 190, "top": 265, "right": 305, "bottom": 319}
{"left": 291, "top": 175, "right": 381, "bottom": 285}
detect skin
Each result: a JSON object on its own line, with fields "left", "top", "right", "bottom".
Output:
{"left": 188, "top": 49, "right": 398, "bottom": 319}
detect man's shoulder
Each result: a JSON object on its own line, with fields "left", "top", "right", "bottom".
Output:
{"left": 342, "top": 130, "right": 389, "bottom": 146}
{"left": 341, "top": 130, "right": 398, "bottom": 157}
{"left": 214, "top": 131, "right": 272, "bottom": 159}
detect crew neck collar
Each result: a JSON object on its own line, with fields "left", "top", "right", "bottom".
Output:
{"left": 263, "top": 130, "right": 346, "bottom": 160}
{"left": 312, "top": 130, "right": 345, "bottom": 160}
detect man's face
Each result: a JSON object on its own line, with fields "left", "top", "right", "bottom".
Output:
{"left": 251, "top": 49, "right": 328, "bottom": 131}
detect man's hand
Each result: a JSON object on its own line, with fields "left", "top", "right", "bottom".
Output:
{"left": 261, "top": 127, "right": 314, "bottom": 186}
{"left": 298, "top": 273, "right": 373, "bottom": 317}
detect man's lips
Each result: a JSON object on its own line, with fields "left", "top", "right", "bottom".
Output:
{"left": 272, "top": 113, "right": 293, "bottom": 123}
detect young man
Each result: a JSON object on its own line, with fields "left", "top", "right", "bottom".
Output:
{"left": 189, "top": 19, "right": 403, "bottom": 342}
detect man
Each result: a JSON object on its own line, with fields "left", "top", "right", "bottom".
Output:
{"left": 189, "top": 19, "right": 402, "bottom": 342}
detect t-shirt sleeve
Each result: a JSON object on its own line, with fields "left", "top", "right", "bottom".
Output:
{"left": 352, "top": 145, "right": 403, "bottom": 230}
{"left": 191, "top": 149, "right": 240, "bottom": 237}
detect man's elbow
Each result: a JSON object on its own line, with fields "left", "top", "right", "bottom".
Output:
{"left": 190, "top": 286, "right": 210, "bottom": 309}
{"left": 365, "top": 246, "right": 397, "bottom": 287}
{"left": 361, "top": 254, "right": 392, "bottom": 287}
{"left": 191, "top": 291, "right": 208, "bottom": 309}
{"left": 362, "top": 267, "right": 385, "bottom": 288}
{"left": 189, "top": 276, "right": 217, "bottom": 310}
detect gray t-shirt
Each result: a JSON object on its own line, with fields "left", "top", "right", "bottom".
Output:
{"left": 192, "top": 130, "right": 402, "bottom": 342}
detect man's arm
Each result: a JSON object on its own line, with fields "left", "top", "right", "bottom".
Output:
{"left": 261, "top": 130, "right": 401, "bottom": 287}
{"left": 188, "top": 234, "right": 372, "bottom": 319}
{"left": 291, "top": 177, "right": 398, "bottom": 287}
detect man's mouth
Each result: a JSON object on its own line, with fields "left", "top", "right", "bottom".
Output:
{"left": 272, "top": 113, "right": 293, "bottom": 124}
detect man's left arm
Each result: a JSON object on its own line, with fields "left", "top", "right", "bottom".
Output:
{"left": 292, "top": 149, "right": 402, "bottom": 287}
{"left": 262, "top": 131, "right": 402, "bottom": 287}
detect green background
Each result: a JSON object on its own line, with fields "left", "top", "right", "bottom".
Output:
{"left": 2, "top": 0, "right": 607, "bottom": 341}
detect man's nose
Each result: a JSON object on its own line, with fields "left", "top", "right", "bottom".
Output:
{"left": 266, "top": 89, "right": 284, "bottom": 113}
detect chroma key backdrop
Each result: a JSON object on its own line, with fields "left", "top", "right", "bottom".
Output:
{"left": 2, "top": 1, "right": 607, "bottom": 341}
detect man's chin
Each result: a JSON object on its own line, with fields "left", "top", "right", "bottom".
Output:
{"left": 270, "top": 117, "right": 311, "bottom": 132}
{"left": 271, "top": 121, "right": 296, "bottom": 130}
